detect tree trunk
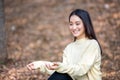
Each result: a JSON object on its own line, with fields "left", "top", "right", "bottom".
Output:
{"left": 0, "top": 0, "right": 7, "bottom": 62}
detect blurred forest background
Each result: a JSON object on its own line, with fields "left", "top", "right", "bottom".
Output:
{"left": 0, "top": 0, "right": 120, "bottom": 80}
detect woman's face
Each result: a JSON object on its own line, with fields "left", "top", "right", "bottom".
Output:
{"left": 69, "top": 15, "right": 86, "bottom": 40}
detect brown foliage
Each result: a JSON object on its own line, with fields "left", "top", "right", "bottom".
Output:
{"left": 0, "top": 0, "right": 119, "bottom": 80}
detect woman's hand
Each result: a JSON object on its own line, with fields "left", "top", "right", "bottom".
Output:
{"left": 27, "top": 62, "right": 35, "bottom": 70}
{"left": 27, "top": 61, "right": 42, "bottom": 70}
{"left": 45, "top": 62, "right": 59, "bottom": 70}
{"left": 27, "top": 61, "right": 59, "bottom": 71}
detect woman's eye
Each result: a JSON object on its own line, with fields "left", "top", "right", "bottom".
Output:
{"left": 69, "top": 23, "right": 73, "bottom": 26}
{"left": 76, "top": 23, "right": 80, "bottom": 25}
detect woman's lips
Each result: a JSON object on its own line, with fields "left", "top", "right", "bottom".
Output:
{"left": 73, "top": 29, "right": 80, "bottom": 34}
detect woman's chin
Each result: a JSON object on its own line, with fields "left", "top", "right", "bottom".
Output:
{"left": 72, "top": 33, "right": 80, "bottom": 37}
{"left": 73, "top": 35, "right": 79, "bottom": 38}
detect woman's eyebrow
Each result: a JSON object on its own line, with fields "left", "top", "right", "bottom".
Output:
{"left": 75, "top": 21, "right": 81, "bottom": 23}
{"left": 74, "top": 20, "right": 80, "bottom": 22}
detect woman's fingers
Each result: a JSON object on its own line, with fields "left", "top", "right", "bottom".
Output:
{"left": 45, "top": 62, "right": 59, "bottom": 70}
{"left": 51, "top": 65, "right": 58, "bottom": 70}
{"left": 26, "top": 64, "right": 32, "bottom": 70}
{"left": 27, "top": 63, "right": 35, "bottom": 70}
{"left": 45, "top": 63, "right": 51, "bottom": 70}
{"left": 53, "top": 62, "right": 59, "bottom": 66}
{"left": 27, "top": 61, "right": 59, "bottom": 71}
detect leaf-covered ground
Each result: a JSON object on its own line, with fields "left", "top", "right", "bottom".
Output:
{"left": 0, "top": 0, "right": 120, "bottom": 80}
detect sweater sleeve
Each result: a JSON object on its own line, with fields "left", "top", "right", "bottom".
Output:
{"left": 56, "top": 41, "right": 101, "bottom": 77}
{"left": 33, "top": 61, "right": 55, "bottom": 74}
{"left": 62, "top": 47, "right": 69, "bottom": 64}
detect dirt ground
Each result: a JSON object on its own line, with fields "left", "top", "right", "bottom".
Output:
{"left": 0, "top": 0, "right": 120, "bottom": 80}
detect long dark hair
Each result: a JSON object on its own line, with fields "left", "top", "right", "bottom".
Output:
{"left": 69, "top": 9, "right": 102, "bottom": 54}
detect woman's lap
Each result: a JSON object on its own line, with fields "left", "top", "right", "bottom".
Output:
{"left": 48, "top": 71, "right": 73, "bottom": 80}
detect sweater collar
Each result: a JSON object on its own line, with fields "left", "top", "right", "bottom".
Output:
{"left": 75, "top": 37, "right": 88, "bottom": 43}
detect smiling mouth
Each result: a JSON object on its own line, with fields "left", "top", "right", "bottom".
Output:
{"left": 73, "top": 29, "right": 80, "bottom": 34}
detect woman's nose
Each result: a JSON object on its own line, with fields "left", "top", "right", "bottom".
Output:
{"left": 72, "top": 24, "right": 77, "bottom": 29}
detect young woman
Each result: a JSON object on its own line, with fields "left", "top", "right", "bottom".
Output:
{"left": 27, "top": 9, "right": 102, "bottom": 80}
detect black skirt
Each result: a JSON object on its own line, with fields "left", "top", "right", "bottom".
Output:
{"left": 48, "top": 71, "right": 73, "bottom": 80}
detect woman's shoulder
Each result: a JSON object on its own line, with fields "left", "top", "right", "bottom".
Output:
{"left": 65, "top": 39, "right": 99, "bottom": 49}
{"left": 87, "top": 39, "right": 99, "bottom": 47}
{"left": 64, "top": 42, "right": 74, "bottom": 50}
{"left": 66, "top": 42, "right": 74, "bottom": 47}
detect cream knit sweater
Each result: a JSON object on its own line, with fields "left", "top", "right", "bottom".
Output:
{"left": 33, "top": 38, "right": 102, "bottom": 80}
